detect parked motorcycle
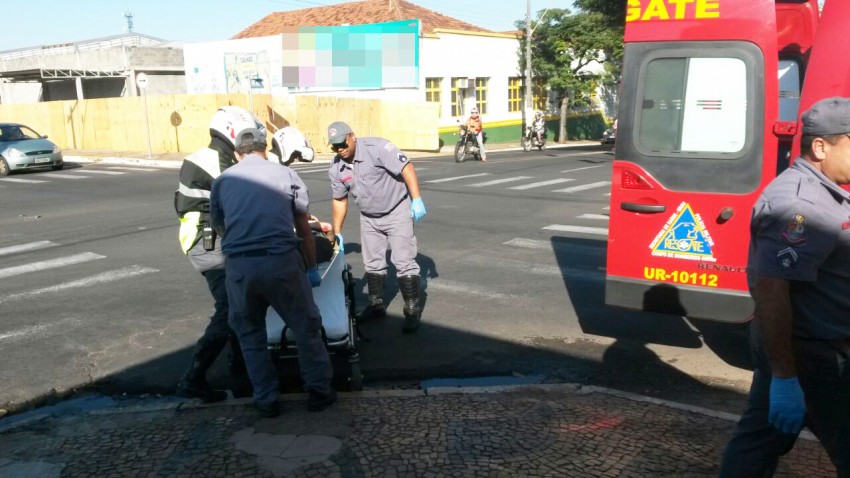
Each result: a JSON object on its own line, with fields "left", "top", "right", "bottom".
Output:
{"left": 454, "top": 124, "right": 482, "bottom": 163}
{"left": 521, "top": 126, "right": 546, "bottom": 152}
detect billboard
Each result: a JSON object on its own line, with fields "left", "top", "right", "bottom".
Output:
{"left": 183, "top": 20, "right": 420, "bottom": 94}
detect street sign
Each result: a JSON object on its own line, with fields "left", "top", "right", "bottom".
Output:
{"left": 136, "top": 73, "right": 149, "bottom": 90}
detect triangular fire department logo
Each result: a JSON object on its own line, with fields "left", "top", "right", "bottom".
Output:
{"left": 649, "top": 202, "right": 716, "bottom": 262}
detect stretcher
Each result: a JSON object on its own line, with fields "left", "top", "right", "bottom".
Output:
{"left": 264, "top": 240, "right": 362, "bottom": 390}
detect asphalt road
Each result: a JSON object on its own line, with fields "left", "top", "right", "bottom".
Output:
{"left": 0, "top": 146, "right": 755, "bottom": 415}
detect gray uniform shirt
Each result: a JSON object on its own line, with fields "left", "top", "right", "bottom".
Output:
{"left": 747, "top": 158, "right": 850, "bottom": 339}
{"left": 328, "top": 137, "right": 411, "bottom": 217}
{"left": 210, "top": 154, "right": 309, "bottom": 256}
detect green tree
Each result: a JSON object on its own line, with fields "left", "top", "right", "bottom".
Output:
{"left": 518, "top": 6, "right": 623, "bottom": 141}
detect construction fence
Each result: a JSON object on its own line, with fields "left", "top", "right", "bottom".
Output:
{"left": 0, "top": 94, "right": 441, "bottom": 154}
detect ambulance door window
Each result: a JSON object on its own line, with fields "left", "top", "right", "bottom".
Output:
{"left": 680, "top": 58, "right": 747, "bottom": 153}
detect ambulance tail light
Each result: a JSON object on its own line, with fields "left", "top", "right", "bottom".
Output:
{"left": 621, "top": 169, "right": 655, "bottom": 190}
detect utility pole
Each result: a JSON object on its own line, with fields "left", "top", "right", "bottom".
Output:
{"left": 525, "top": 0, "right": 533, "bottom": 127}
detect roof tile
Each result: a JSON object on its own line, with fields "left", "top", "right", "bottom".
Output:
{"left": 232, "top": 0, "right": 492, "bottom": 38}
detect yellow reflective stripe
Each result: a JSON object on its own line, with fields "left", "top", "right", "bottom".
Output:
{"left": 178, "top": 211, "right": 201, "bottom": 254}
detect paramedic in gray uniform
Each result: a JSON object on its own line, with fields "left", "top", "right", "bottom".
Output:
{"left": 210, "top": 127, "right": 336, "bottom": 419}
{"left": 327, "top": 121, "right": 427, "bottom": 334}
{"left": 719, "top": 97, "right": 850, "bottom": 477}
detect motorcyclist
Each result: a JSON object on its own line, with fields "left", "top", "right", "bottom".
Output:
{"left": 269, "top": 126, "right": 315, "bottom": 166}
{"left": 465, "top": 107, "right": 487, "bottom": 161}
{"left": 532, "top": 111, "right": 546, "bottom": 144}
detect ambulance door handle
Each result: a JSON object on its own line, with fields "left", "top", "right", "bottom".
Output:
{"left": 620, "top": 202, "right": 666, "bottom": 213}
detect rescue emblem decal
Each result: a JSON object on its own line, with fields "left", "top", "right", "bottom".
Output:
{"left": 780, "top": 214, "right": 807, "bottom": 245}
{"left": 649, "top": 202, "right": 716, "bottom": 262}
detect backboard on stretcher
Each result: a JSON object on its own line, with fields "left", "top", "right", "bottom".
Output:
{"left": 265, "top": 244, "right": 350, "bottom": 346}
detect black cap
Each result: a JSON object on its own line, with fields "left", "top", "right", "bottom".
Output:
{"left": 234, "top": 127, "right": 267, "bottom": 148}
{"left": 801, "top": 97, "right": 850, "bottom": 136}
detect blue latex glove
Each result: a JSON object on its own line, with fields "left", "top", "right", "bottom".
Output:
{"left": 307, "top": 267, "right": 322, "bottom": 287}
{"left": 769, "top": 377, "right": 806, "bottom": 434}
{"left": 335, "top": 234, "right": 344, "bottom": 253}
{"left": 410, "top": 197, "right": 427, "bottom": 222}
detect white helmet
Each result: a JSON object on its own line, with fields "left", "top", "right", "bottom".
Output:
{"left": 272, "top": 126, "right": 315, "bottom": 166}
{"left": 535, "top": 111, "right": 543, "bottom": 118}
{"left": 209, "top": 106, "right": 266, "bottom": 147}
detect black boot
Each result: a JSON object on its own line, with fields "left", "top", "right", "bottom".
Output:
{"left": 398, "top": 275, "right": 422, "bottom": 334}
{"left": 358, "top": 272, "right": 386, "bottom": 320}
{"left": 176, "top": 337, "right": 228, "bottom": 403}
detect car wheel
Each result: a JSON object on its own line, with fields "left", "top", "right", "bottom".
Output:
{"left": 0, "top": 157, "right": 10, "bottom": 176}
{"left": 51, "top": 163, "right": 64, "bottom": 171}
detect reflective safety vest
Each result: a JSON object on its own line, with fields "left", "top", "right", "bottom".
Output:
{"left": 175, "top": 146, "right": 232, "bottom": 254}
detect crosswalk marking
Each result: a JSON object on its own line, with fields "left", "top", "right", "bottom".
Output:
{"left": 0, "top": 317, "right": 83, "bottom": 344}
{"left": 0, "top": 252, "right": 106, "bottom": 279}
{"left": 0, "top": 241, "right": 59, "bottom": 257}
{"left": 560, "top": 165, "right": 606, "bottom": 173}
{"left": 503, "top": 238, "right": 606, "bottom": 256}
{"left": 77, "top": 170, "right": 124, "bottom": 175}
{"left": 468, "top": 176, "right": 532, "bottom": 187}
{"left": 292, "top": 166, "right": 329, "bottom": 174}
{"left": 543, "top": 224, "right": 609, "bottom": 236}
{"left": 426, "top": 278, "right": 515, "bottom": 300}
{"left": 552, "top": 181, "right": 611, "bottom": 193}
{"left": 461, "top": 254, "right": 604, "bottom": 280}
{"left": 577, "top": 214, "right": 609, "bottom": 221}
{"left": 425, "top": 173, "right": 490, "bottom": 183}
{"left": 42, "top": 173, "right": 89, "bottom": 179}
{"left": 107, "top": 166, "right": 159, "bottom": 172}
{"left": 0, "top": 265, "right": 159, "bottom": 304}
{"left": 0, "top": 177, "right": 48, "bottom": 184}
{"left": 509, "top": 178, "right": 574, "bottom": 190}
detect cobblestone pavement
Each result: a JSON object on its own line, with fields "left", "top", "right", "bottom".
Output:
{"left": 0, "top": 385, "right": 834, "bottom": 477}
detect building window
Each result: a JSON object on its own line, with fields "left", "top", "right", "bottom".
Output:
{"left": 451, "top": 77, "right": 465, "bottom": 117}
{"left": 508, "top": 77, "right": 523, "bottom": 112}
{"left": 475, "top": 78, "right": 489, "bottom": 114}
{"left": 533, "top": 81, "right": 548, "bottom": 111}
{"left": 425, "top": 77, "right": 441, "bottom": 106}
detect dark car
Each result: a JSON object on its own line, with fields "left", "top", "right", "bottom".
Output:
{"left": 0, "top": 123, "right": 64, "bottom": 176}
{"left": 600, "top": 126, "right": 616, "bottom": 145}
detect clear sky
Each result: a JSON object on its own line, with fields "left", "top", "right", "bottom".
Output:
{"left": 0, "top": 0, "right": 566, "bottom": 52}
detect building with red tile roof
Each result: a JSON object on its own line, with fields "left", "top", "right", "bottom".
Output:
{"left": 232, "top": 0, "right": 493, "bottom": 39}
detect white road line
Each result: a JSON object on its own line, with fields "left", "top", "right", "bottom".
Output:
{"left": 577, "top": 214, "right": 609, "bottom": 221}
{"left": 77, "top": 170, "right": 124, "bottom": 175}
{"left": 552, "top": 181, "right": 611, "bottom": 193}
{"left": 107, "top": 166, "right": 159, "bottom": 172}
{"left": 461, "top": 255, "right": 605, "bottom": 280}
{"left": 0, "top": 265, "right": 159, "bottom": 304}
{"left": 0, "top": 177, "right": 48, "bottom": 184}
{"left": 42, "top": 173, "right": 89, "bottom": 179}
{"left": 426, "top": 279, "right": 515, "bottom": 300}
{"left": 468, "top": 176, "right": 532, "bottom": 187}
{"left": 560, "top": 165, "right": 606, "bottom": 173}
{"left": 543, "top": 224, "right": 609, "bottom": 236}
{"left": 0, "top": 241, "right": 59, "bottom": 257}
{"left": 292, "top": 166, "right": 330, "bottom": 174}
{"left": 603, "top": 206, "right": 610, "bottom": 210}
{"left": 502, "top": 238, "right": 605, "bottom": 256}
{"left": 425, "top": 173, "right": 490, "bottom": 183}
{"left": 509, "top": 178, "right": 574, "bottom": 190}
{"left": 0, "top": 317, "right": 83, "bottom": 344}
{"left": 0, "top": 252, "right": 106, "bottom": 279}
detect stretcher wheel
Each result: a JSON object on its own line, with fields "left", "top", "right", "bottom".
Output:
{"left": 347, "top": 360, "right": 363, "bottom": 391}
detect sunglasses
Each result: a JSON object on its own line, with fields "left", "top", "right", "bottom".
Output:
{"left": 331, "top": 140, "right": 349, "bottom": 152}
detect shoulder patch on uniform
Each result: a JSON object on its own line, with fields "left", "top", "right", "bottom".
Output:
{"left": 777, "top": 247, "right": 799, "bottom": 269}
{"left": 780, "top": 214, "right": 807, "bottom": 246}
{"left": 398, "top": 152, "right": 408, "bottom": 163}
